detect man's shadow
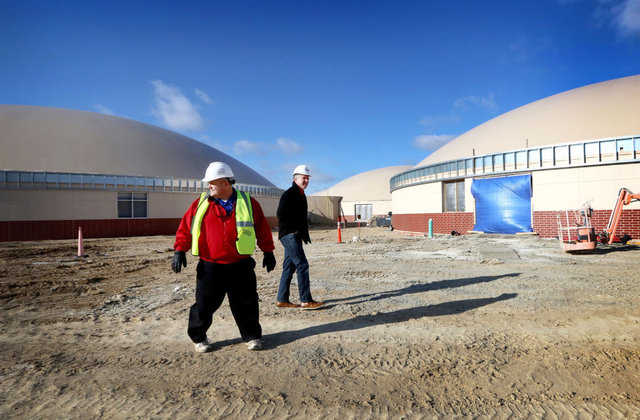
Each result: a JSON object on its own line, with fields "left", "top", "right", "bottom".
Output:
{"left": 323, "top": 272, "right": 521, "bottom": 307}
{"left": 257, "top": 293, "right": 517, "bottom": 349}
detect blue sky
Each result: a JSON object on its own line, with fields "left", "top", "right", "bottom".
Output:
{"left": 2, "top": 0, "right": 639, "bottom": 192}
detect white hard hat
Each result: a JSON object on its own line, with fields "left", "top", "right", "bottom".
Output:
{"left": 292, "top": 164, "right": 311, "bottom": 177}
{"left": 202, "top": 162, "right": 234, "bottom": 183}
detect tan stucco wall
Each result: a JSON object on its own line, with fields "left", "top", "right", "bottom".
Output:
{"left": 392, "top": 182, "right": 443, "bottom": 214}
{"left": 532, "top": 163, "right": 640, "bottom": 211}
{"left": 255, "top": 195, "right": 279, "bottom": 218}
{"left": 149, "top": 192, "right": 198, "bottom": 218}
{"left": 307, "top": 196, "right": 342, "bottom": 223}
{"left": 0, "top": 190, "right": 117, "bottom": 220}
{"left": 390, "top": 162, "right": 639, "bottom": 216}
{"left": 465, "top": 179, "right": 475, "bottom": 214}
{"left": 341, "top": 200, "right": 393, "bottom": 217}
{"left": 0, "top": 190, "right": 280, "bottom": 221}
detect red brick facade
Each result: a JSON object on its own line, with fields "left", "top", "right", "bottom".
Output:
{"left": 0, "top": 216, "right": 279, "bottom": 242}
{"left": 532, "top": 209, "right": 640, "bottom": 239}
{"left": 392, "top": 210, "right": 640, "bottom": 239}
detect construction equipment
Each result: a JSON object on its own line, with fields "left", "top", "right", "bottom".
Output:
{"left": 557, "top": 203, "right": 598, "bottom": 252}
{"left": 600, "top": 187, "right": 640, "bottom": 245}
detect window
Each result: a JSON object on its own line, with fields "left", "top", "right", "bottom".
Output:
{"left": 504, "top": 152, "right": 515, "bottom": 171}
{"left": 475, "top": 157, "right": 483, "bottom": 174}
{"left": 554, "top": 146, "right": 568, "bottom": 166}
{"left": 570, "top": 144, "right": 583, "bottom": 165}
{"left": 600, "top": 140, "right": 616, "bottom": 162}
{"left": 465, "top": 159, "right": 473, "bottom": 175}
{"left": 484, "top": 156, "right": 493, "bottom": 172}
{"left": 617, "top": 138, "right": 633, "bottom": 160}
{"left": 118, "top": 192, "right": 148, "bottom": 218}
{"left": 516, "top": 151, "right": 527, "bottom": 169}
{"left": 541, "top": 147, "right": 553, "bottom": 166}
{"left": 494, "top": 154, "right": 504, "bottom": 171}
{"left": 443, "top": 180, "right": 465, "bottom": 212}
{"left": 528, "top": 149, "right": 540, "bottom": 168}
{"left": 585, "top": 142, "right": 599, "bottom": 163}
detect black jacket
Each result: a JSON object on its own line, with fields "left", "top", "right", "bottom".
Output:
{"left": 277, "top": 182, "right": 310, "bottom": 241}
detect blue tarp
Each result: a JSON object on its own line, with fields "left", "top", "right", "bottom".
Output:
{"left": 471, "top": 174, "right": 533, "bottom": 234}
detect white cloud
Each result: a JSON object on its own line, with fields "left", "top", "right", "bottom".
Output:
{"left": 93, "top": 104, "right": 114, "bottom": 115}
{"left": 453, "top": 93, "right": 497, "bottom": 111}
{"left": 413, "top": 134, "right": 456, "bottom": 151}
{"left": 276, "top": 137, "right": 303, "bottom": 155}
{"left": 614, "top": 0, "right": 640, "bottom": 36}
{"left": 151, "top": 80, "right": 204, "bottom": 131}
{"left": 195, "top": 88, "right": 213, "bottom": 104}
{"left": 419, "top": 114, "right": 461, "bottom": 129}
{"left": 233, "top": 139, "right": 263, "bottom": 155}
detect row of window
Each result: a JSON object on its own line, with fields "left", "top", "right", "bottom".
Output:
{"left": 0, "top": 170, "right": 283, "bottom": 197}
{"left": 391, "top": 136, "right": 640, "bottom": 191}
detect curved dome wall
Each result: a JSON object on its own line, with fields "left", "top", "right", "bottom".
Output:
{"left": 0, "top": 105, "right": 275, "bottom": 186}
{"left": 315, "top": 166, "right": 411, "bottom": 200}
{"left": 392, "top": 75, "right": 640, "bottom": 239}
{"left": 417, "top": 75, "right": 640, "bottom": 167}
{"left": 316, "top": 165, "right": 411, "bottom": 222}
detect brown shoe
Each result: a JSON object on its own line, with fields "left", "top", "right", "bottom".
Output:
{"left": 300, "top": 300, "right": 324, "bottom": 310}
{"left": 276, "top": 301, "right": 300, "bottom": 308}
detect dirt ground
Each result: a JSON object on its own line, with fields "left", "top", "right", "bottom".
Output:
{"left": 1, "top": 227, "right": 640, "bottom": 418}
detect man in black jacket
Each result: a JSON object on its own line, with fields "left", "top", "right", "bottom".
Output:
{"left": 275, "top": 164, "right": 324, "bottom": 310}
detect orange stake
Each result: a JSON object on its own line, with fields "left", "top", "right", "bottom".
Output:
{"left": 77, "top": 226, "right": 84, "bottom": 257}
{"left": 337, "top": 222, "right": 342, "bottom": 243}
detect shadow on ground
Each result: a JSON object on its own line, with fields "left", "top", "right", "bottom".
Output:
{"left": 323, "top": 273, "right": 521, "bottom": 307}
{"left": 262, "top": 293, "right": 517, "bottom": 348}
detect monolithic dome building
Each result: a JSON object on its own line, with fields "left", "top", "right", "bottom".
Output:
{"left": 0, "top": 105, "right": 282, "bottom": 241}
{"left": 391, "top": 75, "right": 640, "bottom": 239}
{"left": 315, "top": 165, "right": 411, "bottom": 222}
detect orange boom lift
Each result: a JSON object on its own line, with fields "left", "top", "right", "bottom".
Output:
{"left": 600, "top": 187, "right": 640, "bottom": 245}
{"left": 557, "top": 204, "right": 598, "bottom": 252}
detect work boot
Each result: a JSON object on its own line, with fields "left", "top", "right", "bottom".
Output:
{"left": 194, "top": 337, "right": 214, "bottom": 353}
{"left": 300, "top": 300, "right": 324, "bottom": 310}
{"left": 276, "top": 301, "right": 300, "bottom": 308}
{"left": 247, "top": 339, "right": 263, "bottom": 351}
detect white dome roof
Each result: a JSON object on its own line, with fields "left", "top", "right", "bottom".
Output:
{"left": 314, "top": 165, "right": 411, "bottom": 200}
{"left": 0, "top": 105, "right": 275, "bottom": 186}
{"left": 418, "top": 74, "right": 640, "bottom": 167}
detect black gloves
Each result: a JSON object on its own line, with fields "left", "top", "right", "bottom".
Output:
{"left": 302, "top": 233, "right": 311, "bottom": 245}
{"left": 262, "top": 252, "right": 276, "bottom": 272}
{"left": 171, "top": 251, "right": 187, "bottom": 273}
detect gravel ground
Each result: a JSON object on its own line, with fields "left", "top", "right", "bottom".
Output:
{"left": 1, "top": 227, "right": 639, "bottom": 418}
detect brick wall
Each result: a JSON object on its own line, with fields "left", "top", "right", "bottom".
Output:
{"left": 533, "top": 209, "right": 640, "bottom": 239}
{"left": 392, "top": 213, "right": 475, "bottom": 235}
{"left": 392, "top": 210, "right": 640, "bottom": 239}
{"left": 1, "top": 216, "right": 280, "bottom": 242}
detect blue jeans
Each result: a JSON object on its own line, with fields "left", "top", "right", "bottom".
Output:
{"left": 277, "top": 233, "right": 312, "bottom": 303}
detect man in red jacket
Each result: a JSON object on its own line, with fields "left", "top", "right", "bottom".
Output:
{"left": 171, "top": 162, "right": 276, "bottom": 353}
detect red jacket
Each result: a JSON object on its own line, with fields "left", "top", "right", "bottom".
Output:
{"left": 174, "top": 191, "right": 275, "bottom": 264}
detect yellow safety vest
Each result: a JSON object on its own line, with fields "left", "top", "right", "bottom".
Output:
{"left": 191, "top": 190, "right": 256, "bottom": 256}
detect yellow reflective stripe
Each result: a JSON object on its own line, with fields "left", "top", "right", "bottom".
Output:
{"left": 191, "top": 192, "right": 209, "bottom": 256}
{"left": 235, "top": 191, "right": 256, "bottom": 255}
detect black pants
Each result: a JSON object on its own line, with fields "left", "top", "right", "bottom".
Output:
{"left": 187, "top": 258, "right": 261, "bottom": 343}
